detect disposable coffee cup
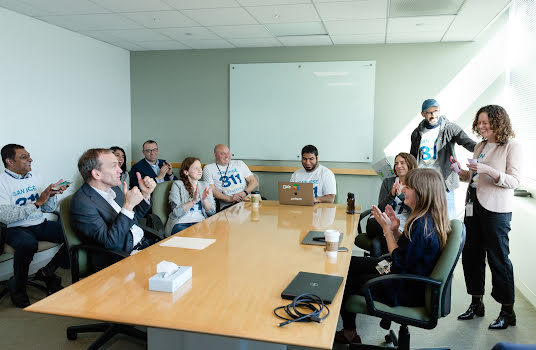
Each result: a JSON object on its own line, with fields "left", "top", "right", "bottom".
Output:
{"left": 468, "top": 158, "right": 477, "bottom": 165}
{"left": 451, "top": 162, "right": 460, "bottom": 174}
{"left": 324, "top": 230, "right": 340, "bottom": 258}
{"left": 251, "top": 191, "right": 261, "bottom": 209}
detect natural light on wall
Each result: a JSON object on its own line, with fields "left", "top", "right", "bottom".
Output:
{"left": 383, "top": 24, "right": 508, "bottom": 157}
{"left": 506, "top": 0, "right": 536, "bottom": 188}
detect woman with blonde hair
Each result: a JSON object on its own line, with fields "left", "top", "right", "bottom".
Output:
{"left": 335, "top": 168, "right": 450, "bottom": 344}
{"left": 165, "top": 157, "right": 216, "bottom": 235}
{"left": 454, "top": 105, "right": 521, "bottom": 329}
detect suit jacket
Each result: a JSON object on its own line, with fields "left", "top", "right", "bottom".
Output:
{"left": 70, "top": 183, "right": 151, "bottom": 254}
{"left": 130, "top": 158, "right": 174, "bottom": 189}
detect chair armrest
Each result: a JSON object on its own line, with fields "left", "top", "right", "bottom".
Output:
{"left": 357, "top": 209, "right": 372, "bottom": 235}
{"left": 360, "top": 273, "right": 442, "bottom": 328}
{"left": 144, "top": 214, "right": 165, "bottom": 238}
{"left": 139, "top": 222, "right": 164, "bottom": 240}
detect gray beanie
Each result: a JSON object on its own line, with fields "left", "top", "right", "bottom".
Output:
{"left": 422, "top": 99, "right": 440, "bottom": 112}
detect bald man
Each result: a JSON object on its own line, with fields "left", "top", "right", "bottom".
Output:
{"left": 202, "top": 144, "right": 258, "bottom": 211}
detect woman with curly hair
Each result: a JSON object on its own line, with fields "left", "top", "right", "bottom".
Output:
{"left": 165, "top": 157, "right": 216, "bottom": 235}
{"left": 453, "top": 105, "right": 521, "bottom": 330}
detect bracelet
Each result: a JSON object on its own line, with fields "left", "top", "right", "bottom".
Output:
{"left": 244, "top": 190, "right": 249, "bottom": 196}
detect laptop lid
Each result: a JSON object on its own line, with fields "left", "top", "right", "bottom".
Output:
{"left": 278, "top": 182, "right": 315, "bottom": 206}
{"left": 281, "top": 271, "right": 343, "bottom": 304}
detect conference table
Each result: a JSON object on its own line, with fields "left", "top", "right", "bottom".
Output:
{"left": 26, "top": 200, "right": 359, "bottom": 350}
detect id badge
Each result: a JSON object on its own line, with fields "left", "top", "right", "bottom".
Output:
{"left": 465, "top": 202, "right": 473, "bottom": 217}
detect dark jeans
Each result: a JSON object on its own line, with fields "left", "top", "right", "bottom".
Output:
{"left": 171, "top": 222, "right": 196, "bottom": 234}
{"left": 6, "top": 220, "right": 69, "bottom": 290}
{"left": 463, "top": 189, "right": 514, "bottom": 304}
{"left": 365, "top": 218, "right": 388, "bottom": 257}
{"left": 341, "top": 256, "right": 385, "bottom": 330}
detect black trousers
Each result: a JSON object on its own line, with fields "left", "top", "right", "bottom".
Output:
{"left": 341, "top": 256, "right": 385, "bottom": 330}
{"left": 463, "top": 190, "right": 514, "bottom": 304}
{"left": 6, "top": 220, "right": 69, "bottom": 290}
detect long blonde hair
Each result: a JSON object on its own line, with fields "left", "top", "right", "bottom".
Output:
{"left": 403, "top": 168, "right": 450, "bottom": 249}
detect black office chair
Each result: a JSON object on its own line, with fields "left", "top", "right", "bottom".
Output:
{"left": 346, "top": 219, "right": 466, "bottom": 350}
{"left": 353, "top": 209, "right": 386, "bottom": 257}
{"left": 60, "top": 195, "right": 146, "bottom": 350}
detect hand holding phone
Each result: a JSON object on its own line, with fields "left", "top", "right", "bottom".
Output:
{"left": 51, "top": 181, "right": 71, "bottom": 191}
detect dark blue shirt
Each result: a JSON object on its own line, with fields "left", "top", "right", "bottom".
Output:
{"left": 386, "top": 213, "right": 441, "bottom": 306}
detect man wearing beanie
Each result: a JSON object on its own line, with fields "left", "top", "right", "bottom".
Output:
{"left": 410, "top": 99, "right": 476, "bottom": 219}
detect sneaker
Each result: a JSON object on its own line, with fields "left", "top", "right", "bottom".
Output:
{"left": 35, "top": 268, "right": 63, "bottom": 294}
{"left": 7, "top": 277, "right": 30, "bottom": 308}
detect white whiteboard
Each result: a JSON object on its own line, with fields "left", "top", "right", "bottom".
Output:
{"left": 230, "top": 61, "right": 375, "bottom": 162}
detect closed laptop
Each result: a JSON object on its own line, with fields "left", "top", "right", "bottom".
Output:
{"left": 281, "top": 271, "right": 344, "bottom": 304}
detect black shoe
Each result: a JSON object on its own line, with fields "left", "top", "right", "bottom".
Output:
{"left": 7, "top": 277, "right": 30, "bottom": 308}
{"left": 334, "top": 330, "right": 362, "bottom": 344}
{"left": 458, "top": 301, "right": 485, "bottom": 320}
{"left": 35, "top": 268, "right": 63, "bottom": 294}
{"left": 489, "top": 310, "right": 516, "bottom": 330}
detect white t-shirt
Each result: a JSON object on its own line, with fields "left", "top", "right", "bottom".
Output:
{"left": 471, "top": 142, "right": 496, "bottom": 188}
{"left": 202, "top": 160, "right": 253, "bottom": 196}
{"left": 177, "top": 199, "right": 205, "bottom": 224}
{"left": 290, "top": 164, "right": 336, "bottom": 198}
{"left": 419, "top": 127, "right": 440, "bottom": 168}
{"left": 0, "top": 172, "right": 45, "bottom": 227}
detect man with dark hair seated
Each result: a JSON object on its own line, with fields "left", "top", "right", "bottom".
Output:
{"left": 129, "top": 140, "right": 174, "bottom": 189}
{"left": 0, "top": 144, "right": 70, "bottom": 308}
{"left": 70, "top": 148, "right": 159, "bottom": 268}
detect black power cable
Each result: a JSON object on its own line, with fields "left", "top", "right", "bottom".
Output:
{"left": 274, "top": 293, "right": 330, "bottom": 327}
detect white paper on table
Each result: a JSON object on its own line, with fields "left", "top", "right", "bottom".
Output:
{"left": 160, "top": 236, "right": 216, "bottom": 250}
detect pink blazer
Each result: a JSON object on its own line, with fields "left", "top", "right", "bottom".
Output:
{"left": 460, "top": 140, "right": 522, "bottom": 213}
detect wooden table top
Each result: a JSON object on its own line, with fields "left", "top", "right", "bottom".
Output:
{"left": 26, "top": 201, "right": 358, "bottom": 349}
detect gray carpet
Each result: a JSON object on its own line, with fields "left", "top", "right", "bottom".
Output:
{"left": 1, "top": 264, "right": 535, "bottom": 350}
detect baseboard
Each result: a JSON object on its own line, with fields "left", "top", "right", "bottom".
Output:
{"left": 515, "top": 276, "right": 536, "bottom": 309}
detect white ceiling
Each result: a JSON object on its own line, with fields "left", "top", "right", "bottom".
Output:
{"left": 0, "top": 0, "right": 511, "bottom": 51}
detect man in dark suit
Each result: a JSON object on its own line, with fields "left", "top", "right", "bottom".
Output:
{"left": 129, "top": 140, "right": 174, "bottom": 189}
{"left": 70, "top": 148, "right": 159, "bottom": 268}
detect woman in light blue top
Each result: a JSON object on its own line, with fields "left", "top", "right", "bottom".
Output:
{"left": 165, "top": 157, "right": 216, "bottom": 235}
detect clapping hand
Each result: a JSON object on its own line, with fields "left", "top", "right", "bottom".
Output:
{"left": 202, "top": 187, "right": 211, "bottom": 201}
{"left": 371, "top": 204, "right": 400, "bottom": 236}
{"left": 137, "top": 172, "right": 156, "bottom": 200}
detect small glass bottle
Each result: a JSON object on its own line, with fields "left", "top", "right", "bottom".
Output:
{"left": 346, "top": 192, "right": 355, "bottom": 214}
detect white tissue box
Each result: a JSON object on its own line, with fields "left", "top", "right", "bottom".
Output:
{"left": 149, "top": 266, "right": 192, "bottom": 293}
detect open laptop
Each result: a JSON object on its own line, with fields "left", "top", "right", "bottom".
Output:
{"left": 278, "top": 182, "right": 315, "bottom": 206}
{"left": 281, "top": 271, "right": 344, "bottom": 304}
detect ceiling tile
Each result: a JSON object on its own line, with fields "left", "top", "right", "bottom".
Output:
{"left": 89, "top": 29, "right": 171, "bottom": 42}
{"left": 237, "top": 0, "right": 311, "bottom": 5}
{"left": 324, "top": 18, "right": 386, "bottom": 35}
{"left": 387, "top": 15, "right": 455, "bottom": 33}
{"left": 264, "top": 22, "right": 326, "bottom": 36}
{"left": 121, "top": 10, "right": 198, "bottom": 28}
{"left": 91, "top": 0, "right": 173, "bottom": 12}
{"left": 135, "top": 40, "right": 191, "bottom": 50}
{"left": 331, "top": 33, "right": 385, "bottom": 44}
{"left": 278, "top": 34, "right": 332, "bottom": 46}
{"left": 36, "top": 13, "right": 142, "bottom": 31}
{"left": 182, "top": 7, "right": 258, "bottom": 26}
{"left": 229, "top": 37, "right": 282, "bottom": 47}
{"left": 208, "top": 25, "right": 273, "bottom": 38}
{"left": 110, "top": 41, "right": 146, "bottom": 50}
{"left": 315, "top": 0, "right": 388, "bottom": 21}
{"left": 21, "top": 0, "right": 109, "bottom": 15}
{"left": 246, "top": 4, "right": 320, "bottom": 23}
{"left": 0, "top": 0, "right": 53, "bottom": 16}
{"left": 163, "top": 0, "right": 240, "bottom": 10}
{"left": 389, "top": 0, "right": 465, "bottom": 18}
{"left": 157, "top": 26, "right": 221, "bottom": 40}
{"left": 387, "top": 31, "right": 445, "bottom": 43}
{"left": 80, "top": 30, "right": 124, "bottom": 43}
{"left": 180, "top": 39, "right": 235, "bottom": 49}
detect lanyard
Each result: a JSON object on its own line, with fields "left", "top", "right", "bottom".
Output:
{"left": 216, "top": 163, "right": 230, "bottom": 192}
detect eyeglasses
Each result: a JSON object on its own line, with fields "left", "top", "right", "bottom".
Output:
{"left": 143, "top": 148, "right": 158, "bottom": 153}
{"left": 424, "top": 110, "right": 440, "bottom": 116}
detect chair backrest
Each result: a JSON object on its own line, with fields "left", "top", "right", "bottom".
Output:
{"left": 252, "top": 173, "right": 260, "bottom": 193}
{"left": 425, "top": 219, "right": 466, "bottom": 318}
{"left": 151, "top": 181, "right": 174, "bottom": 226}
{"left": 60, "top": 194, "right": 89, "bottom": 278}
